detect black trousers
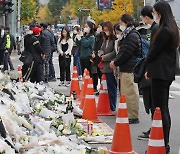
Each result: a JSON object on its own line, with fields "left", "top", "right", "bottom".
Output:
{"left": 151, "top": 78, "right": 172, "bottom": 149}
{"left": 92, "top": 67, "right": 102, "bottom": 90}
{"left": 80, "top": 58, "right": 92, "bottom": 77}
{"left": 59, "top": 55, "right": 71, "bottom": 81}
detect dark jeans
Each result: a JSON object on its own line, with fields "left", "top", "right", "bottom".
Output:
{"left": 151, "top": 78, "right": 172, "bottom": 150}
{"left": 49, "top": 52, "right": 56, "bottom": 78}
{"left": 105, "top": 73, "right": 117, "bottom": 111}
{"left": 43, "top": 53, "right": 51, "bottom": 80}
{"left": 74, "top": 51, "right": 82, "bottom": 76}
{"left": 59, "top": 55, "right": 71, "bottom": 81}
{"left": 80, "top": 58, "right": 92, "bottom": 77}
{"left": 0, "top": 51, "right": 4, "bottom": 65}
{"left": 3, "top": 52, "right": 9, "bottom": 70}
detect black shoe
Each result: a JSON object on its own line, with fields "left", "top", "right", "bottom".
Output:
{"left": 94, "top": 89, "right": 99, "bottom": 95}
{"left": 137, "top": 133, "right": 149, "bottom": 141}
{"left": 129, "top": 118, "right": 139, "bottom": 124}
{"left": 142, "top": 129, "right": 151, "bottom": 135}
{"left": 166, "top": 145, "right": 170, "bottom": 154}
{"left": 49, "top": 77, "right": 56, "bottom": 82}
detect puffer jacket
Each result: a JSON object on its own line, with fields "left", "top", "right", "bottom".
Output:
{"left": 114, "top": 29, "right": 141, "bottom": 73}
{"left": 41, "top": 29, "right": 53, "bottom": 54}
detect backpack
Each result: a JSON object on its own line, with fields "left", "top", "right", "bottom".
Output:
{"left": 5, "top": 34, "right": 11, "bottom": 49}
{"left": 136, "top": 35, "right": 150, "bottom": 62}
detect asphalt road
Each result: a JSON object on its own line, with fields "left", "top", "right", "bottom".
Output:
{"left": 11, "top": 52, "right": 180, "bottom": 154}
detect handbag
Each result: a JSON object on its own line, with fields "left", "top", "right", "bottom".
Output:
{"left": 175, "top": 47, "right": 180, "bottom": 75}
{"left": 133, "top": 58, "right": 146, "bottom": 83}
{"left": 98, "top": 60, "right": 104, "bottom": 70}
{"left": 19, "top": 50, "right": 33, "bottom": 66}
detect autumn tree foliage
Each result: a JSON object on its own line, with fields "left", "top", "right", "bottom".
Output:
{"left": 21, "top": 0, "right": 39, "bottom": 24}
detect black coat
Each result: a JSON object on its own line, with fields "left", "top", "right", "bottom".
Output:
{"left": 139, "top": 22, "right": 158, "bottom": 89}
{"left": 93, "top": 33, "right": 104, "bottom": 66}
{"left": 114, "top": 29, "right": 141, "bottom": 73}
{"left": 41, "top": 29, "right": 54, "bottom": 54}
{"left": 144, "top": 26, "right": 176, "bottom": 81}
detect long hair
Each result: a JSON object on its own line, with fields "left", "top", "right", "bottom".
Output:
{"left": 153, "top": 1, "right": 179, "bottom": 48}
{"left": 60, "top": 26, "right": 71, "bottom": 42}
{"left": 102, "top": 21, "right": 116, "bottom": 40}
{"left": 85, "top": 21, "right": 95, "bottom": 36}
{"left": 120, "top": 14, "right": 135, "bottom": 27}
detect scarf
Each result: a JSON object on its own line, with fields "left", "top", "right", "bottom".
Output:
{"left": 120, "top": 26, "right": 135, "bottom": 40}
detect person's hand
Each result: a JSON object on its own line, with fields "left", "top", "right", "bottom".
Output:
{"left": 4, "top": 50, "right": 8, "bottom": 53}
{"left": 92, "top": 52, "right": 95, "bottom": 58}
{"left": 145, "top": 72, "right": 149, "bottom": 80}
{"left": 113, "top": 70, "right": 118, "bottom": 77}
{"left": 41, "top": 54, "right": 45, "bottom": 60}
{"left": 110, "top": 61, "right": 116, "bottom": 69}
{"left": 101, "top": 55, "right": 104, "bottom": 61}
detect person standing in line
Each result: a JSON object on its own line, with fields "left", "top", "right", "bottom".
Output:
{"left": 144, "top": 1, "right": 179, "bottom": 153}
{"left": 137, "top": 5, "right": 159, "bottom": 141}
{"left": 99, "top": 21, "right": 117, "bottom": 111}
{"left": 73, "top": 25, "right": 83, "bottom": 80}
{"left": 4, "top": 27, "right": 16, "bottom": 71}
{"left": 29, "top": 27, "right": 45, "bottom": 83}
{"left": 79, "top": 21, "right": 95, "bottom": 76}
{"left": 0, "top": 26, "right": 6, "bottom": 67}
{"left": 57, "top": 27, "right": 73, "bottom": 87}
{"left": 47, "top": 23, "right": 57, "bottom": 82}
{"left": 40, "top": 23, "right": 54, "bottom": 82}
{"left": 91, "top": 22, "right": 104, "bottom": 94}
{"left": 110, "top": 14, "right": 141, "bottom": 124}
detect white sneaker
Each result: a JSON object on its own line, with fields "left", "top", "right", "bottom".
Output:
{"left": 59, "top": 81, "right": 65, "bottom": 86}
{"left": 78, "top": 76, "right": 82, "bottom": 81}
{"left": 65, "top": 81, "right": 71, "bottom": 87}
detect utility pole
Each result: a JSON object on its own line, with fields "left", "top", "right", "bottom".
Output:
{"left": 17, "top": 0, "right": 21, "bottom": 54}
{"left": 17, "top": 0, "right": 21, "bottom": 38}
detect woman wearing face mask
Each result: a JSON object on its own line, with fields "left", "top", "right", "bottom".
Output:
{"left": 73, "top": 25, "right": 83, "bottom": 80}
{"left": 57, "top": 27, "right": 73, "bottom": 87}
{"left": 99, "top": 21, "right": 117, "bottom": 112}
{"left": 91, "top": 22, "right": 104, "bottom": 94}
{"left": 110, "top": 14, "right": 141, "bottom": 124}
{"left": 144, "top": 1, "right": 179, "bottom": 153}
{"left": 79, "top": 21, "right": 95, "bottom": 76}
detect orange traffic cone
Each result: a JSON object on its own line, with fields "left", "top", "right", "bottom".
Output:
{"left": 146, "top": 107, "right": 166, "bottom": 154}
{"left": 97, "top": 74, "right": 115, "bottom": 116}
{"left": 82, "top": 78, "right": 100, "bottom": 122}
{"left": 80, "top": 70, "right": 90, "bottom": 109}
{"left": 70, "top": 66, "right": 80, "bottom": 98}
{"left": 18, "top": 65, "right": 23, "bottom": 82}
{"left": 110, "top": 94, "right": 137, "bottom": 154}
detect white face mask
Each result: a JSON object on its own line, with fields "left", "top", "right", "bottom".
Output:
{"left": 105, "top": 31, "right": 110, "bottom": 36}
{"left": 116, "top": 34, "right": 122, "bottom": 39}
{"left": 119, "top": 25, "right": 126, "bottom": 32}
{"left": 96, "top": 28, "right": 102, "bottom": 34}
{"left": 73, "top": 30, "right": 77, "bottom": 34}
{"left": 84, "top": 27, "right": 90, "bottom": 34}
{"left": 153, "top": 15, "right": 160, "bottom": 24}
